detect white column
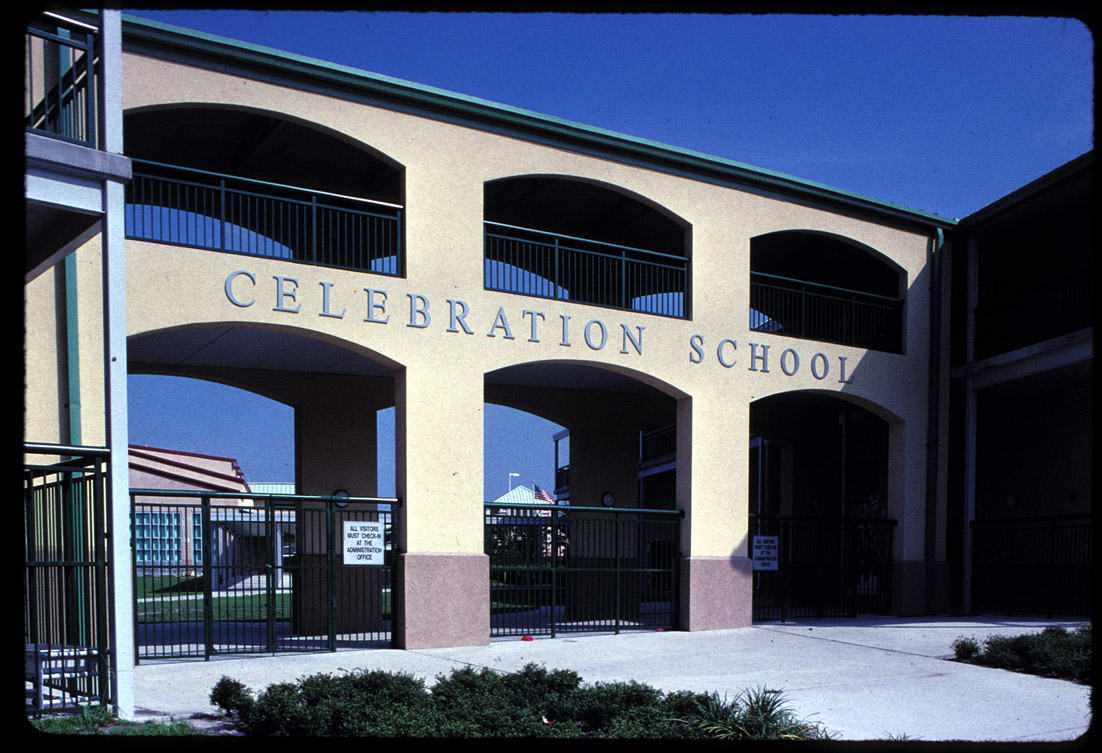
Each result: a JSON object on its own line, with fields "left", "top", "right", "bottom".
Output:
{"left": 98, "top": 9, "right": 134, "bottom": 719}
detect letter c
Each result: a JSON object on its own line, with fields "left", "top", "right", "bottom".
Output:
{"left": 225, "top": 270, "right": 256, "bottom": 307}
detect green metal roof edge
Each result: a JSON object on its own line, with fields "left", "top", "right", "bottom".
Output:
{"left": 955, "top": 151, "right": 1093, "bottom": 230}
{"left": 119, "top": 12, "right": 957, "bottom": 231}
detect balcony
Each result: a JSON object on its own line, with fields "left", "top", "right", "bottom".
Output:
{"left": 25, "top": 14, "right": 97, "bottom": 147}
{"left": 125, "top": 160, "right": 403, "bottom": 275}
{"left": 974, "top": 276, "right": 1092, "bottom": 360}
{"left": 750, "top": 272, "right": 904, "bottom": 353}
{"left": 639, "top": 425, "right": 676, "bottom": 471}
{"left": 484, "top": 222, "right": 688, "bottom": 319}
{"left": 554, "top": 464, "right": 570, "bottom": 496}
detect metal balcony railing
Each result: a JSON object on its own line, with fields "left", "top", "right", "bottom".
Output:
{"left": 25, "top": 14, "right": 98, "bottom": 147}
{"left": 750, "top": 272, "right": 904, "bottom": 353}
{"left": 974, "top": 276, "right": 1092, "bottom": 360}
{"left": 125, "top": 160, "right": 403, "bottom": 276}
{"left": 485, "top": 222, "right": 689, "bottom": 319}
{"left": 554, "top": 465, "right": 570, "bottom": 495}
{"left": 640, "top": 425, "right": 676, "bottom": 468}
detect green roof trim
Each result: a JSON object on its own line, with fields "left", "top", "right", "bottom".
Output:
{"left": 120, "top": 13, "right": 956, "bottom": 231}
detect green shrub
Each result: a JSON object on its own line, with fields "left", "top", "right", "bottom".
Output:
{"left": 952, "top": 636, "right": 980, "bottom": 660}
{"left": 214, "top": 663, "right": 829, "bottom": 738}
{"left": 953, "top": 625, "right": 1091, "bottom": 683}
{"left": 563, "top": 680, "right": 665, "bottom": 734}
{"left": 210, "top": 675, "right": 254, "bottom": 717}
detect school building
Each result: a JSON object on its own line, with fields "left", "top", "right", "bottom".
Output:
{"left": 23, "top": 11, "right": 1091, "bottom": 717}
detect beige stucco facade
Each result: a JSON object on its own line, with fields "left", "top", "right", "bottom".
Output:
{"left": 25, "top": 16, "right": 961, "bottom": 652}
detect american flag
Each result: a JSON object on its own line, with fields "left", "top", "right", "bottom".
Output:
{"left": 533, "top": 483, "right": 554, "bottom": 504}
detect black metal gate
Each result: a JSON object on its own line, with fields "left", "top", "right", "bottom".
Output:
{"left": 24, "top": 445, "right": 112, "bottom": 713}
{"left": 971, "top": 515, "right": 1092, "bottom": 617}
{"left": 750, "top": 514, "right": 895, "bottom": 621}
{"left": 485, "top": 504, "right": 681, "bottom": 637}
{"left": 131, "top": 490, "right": 396, "bottom": 660}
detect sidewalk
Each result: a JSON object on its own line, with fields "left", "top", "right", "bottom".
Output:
{"left": 131, "top": 616, "right": 1092, "bottom": 741}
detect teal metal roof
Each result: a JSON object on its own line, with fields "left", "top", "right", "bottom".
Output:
{"left": 119, "top": 13, "right": 957, "bottom": 232}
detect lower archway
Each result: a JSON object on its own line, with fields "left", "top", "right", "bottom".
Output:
{"left": 749, "top": 391, "right": 894, "bottom": 620}
{"left": 484, "top": 361, "right": 682, "bottom": 637}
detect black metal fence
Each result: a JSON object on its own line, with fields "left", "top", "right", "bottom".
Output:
{"left": 750, "top": 272, "right": 903, "bottom": 353}
{"left": 971, "top": 515, "right": 1092, "bottom": 617}
{"left": 131, "top": 490, "right": 396, "bottom": 661}
{"left": 25, "top": 14, "right": 97, "bottom": 147}
{"left": 486, "top": 504, "right": 681, "bottom": 637}
{"left": 126, "top": 160, "right": 403, "bottom": 275}
{"left": 485, "top": 222, "right": 689, "bottom": 318}
{"left": 975, "top": 277, "right": 1092, "bottom": 360}
{"left": 750, "top": 514, "right": 895, "bottom": 621}
{"left": 24, "top": 444, "right": 111, "bottom": 714}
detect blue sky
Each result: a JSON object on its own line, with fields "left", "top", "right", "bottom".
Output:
{"left": 121, "top": 11, "right": 1093, "bottom": 497}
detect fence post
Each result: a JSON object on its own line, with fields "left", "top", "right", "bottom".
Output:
{"left": 614, "top": 513, "right": 621, "bottom": 634}
{"left": 554, "top": 237, "right": 561, "bottom": 300}
{"left": 96, "top": 462, "right": 111, "bottom": 696}
{"left": 218, "top": 178, "right": 226, "bottom": 251}
{"left": 311, "top": 195, "right": 319, "bottom": 265}
{"left": 1006, "top": 520, "right": 1015, "bottom": 616}
{"left": 201, "top": 494, "right": 213, "bottom": 660}
{"left": 550, "top": 515, "right": 559, "bottom": 639}
{"left": 1047, "top": 517, "right": 1056, "bottom": 619}
{"left": 129, "top": 491, "right": 140, "bottom": 667}
{"left": 266, "top": 497, "right": 277, "bottom": 653}
{"left": 327, "top": 500, "right": 336, "bottom": 652}
{"left": 620, "top": 250, "right": 627, "bottom": 311}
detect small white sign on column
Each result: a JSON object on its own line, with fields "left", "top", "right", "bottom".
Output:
{"left": 343, "top": 520, "right": 385, "bottom": 565}
{"left": 752, "top": 535, "right": 779, "bottom": 571}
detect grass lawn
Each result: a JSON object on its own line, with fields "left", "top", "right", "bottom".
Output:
{"left": 137, "top": 591, "right": 395, "bottom": 623}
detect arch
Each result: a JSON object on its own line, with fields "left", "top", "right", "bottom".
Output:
{"left": 123, "top": 105, "right": 406, "bottom": 275}
{"left": 484, "top": 176, "right": 691, "bottom": 319}
{"left": 750, "top": 230, "right": 906, "bottom": 353}
{"left": 485, "top": 173, "right": 689, "bottom": 255}
{"left": 751, "top": 386, "right": 904, "bottom": 425}
{"left": 485, "top": 357, "right": 688, "bottom": 431}
{"left": 127, "top": 321, "right": 403, "bottom": 406}
{"left": 749, "top": 389, "right": 896, "bottom": 520}
{"left": 124, "top": 103, "right": 404, "bottom": 203}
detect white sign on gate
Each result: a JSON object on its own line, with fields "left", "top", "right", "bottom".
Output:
{"left": 343, "top": 520, "right": 385, "bottom": 565}
{"left": 752, "top": 535, "right": 779, "bottom": 571}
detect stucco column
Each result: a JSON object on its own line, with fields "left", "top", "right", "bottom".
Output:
{"left": 676, "top": 392, "right": 752, "bottom": 630}
{"left": 393, "top": 363, "right": 487, "bottom": 648}
{"left": 890, "top": 417, "right": 928, "bottom": 615}
{"left": 568, "top": 422, "right": 642, "bottom": 511}
{"left": 295, "top": 397, "right": 379, "bottom": 497}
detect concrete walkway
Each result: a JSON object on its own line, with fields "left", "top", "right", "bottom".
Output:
{"left": 132, "top": 616, "right": 1092, "bottom": 741}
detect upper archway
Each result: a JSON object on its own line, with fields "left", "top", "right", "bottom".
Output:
{"left": 124, "top": 106, "right": 403, "bottom": 204}
{"left": 750, "top": 230, "right": 905, "bottom": 353}
{"left": 484, "top": 176, "right": 690, "bottom": 319}
{"left": 123, "top": 106, "right": 405, "bottom": 275}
